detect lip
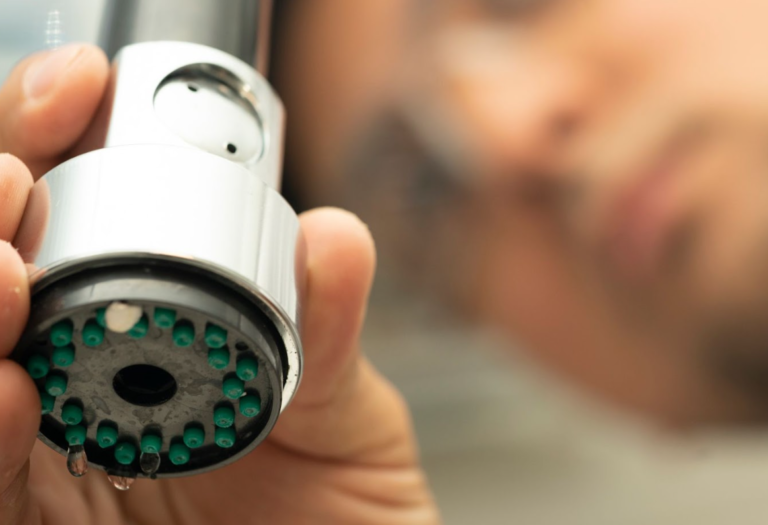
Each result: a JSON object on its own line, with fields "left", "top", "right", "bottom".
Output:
{"left": 597, "top": 146, "right": 689, "bottom": 281}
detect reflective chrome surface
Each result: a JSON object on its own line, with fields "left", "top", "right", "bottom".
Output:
{"left": 21, "top": 41, "right": 301, "bottom": 408}
{"left": 26, "top": 144, "right": 303, "bottom": 410}
{"left": 82, "top": 42, "right": 284, "bottom": 190}
{"left": 101, "top": 0, "right": 272, "bottom": 73}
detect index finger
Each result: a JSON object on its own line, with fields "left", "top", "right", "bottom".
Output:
{"left": 0, "top": 241, "right": 29, "bottom": 357}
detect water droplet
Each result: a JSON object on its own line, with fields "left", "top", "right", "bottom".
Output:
{"left": 107, "top": 474, "right": 136, "bottom": 491}
{"left": 66, "top": 445, "right": 88, "bottom": 477}
{"left": 140, "top": 452, "right": 161, "bottom": 475}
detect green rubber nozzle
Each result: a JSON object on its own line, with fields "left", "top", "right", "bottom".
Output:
{"left": 128, "top": 314, "right": 150, "bottom": 339}
{"left": 50, "top": 319, "right": 74, "bottom": 347}
{"left": 172, "top": 321, "right": 195, "bottom": 347}
{"left": 183, "top": 425, "right": 205, "bottom": 449}
{"left": 45, "top": 372, "right": 68, "bottom": 397}
{"left": 96, "top": 307, "right": 107, "bottom": 328}
{"left": 236, "top": 357, "right": 259, "bottom": 382}
{"left": 208, "top": 347, "right": 230, "bottom": 370}
{"left": 52, "top": 344, "right": 76, "bottom": 368}
{"left": 27, "top": 354, "right": 49, "bottom": 379}
{"left": 61, "top": 402, "right": 83, "bottom": 426}
{"left": 82, "top": 319, "right": 105, "bottom": 347}
{"left": 169, "top": 441, "right": 190, "bottom": 465}
{"left": 154, "top": 307, "right": 177, "bottom": 329}
{"left": 115, "top": 442, "right": 137, "bottom": 465}
{"left": 222, "top": 376, "right": 245, "bottom": 400}
{"left": 214, "top": 405, "right": 235, "bottom": 428}
{"left": 239, "top": 394, "right": 262, "bottom": 418}
{"left": 40, "top": 391, "right": 55, "bottom": 415}
{"left": 205, "top": 323, "right": 228, "bottom": 349}
{"left": 97, "top": 422, "right": 119, "bottom": 448}
{"left": 141, "top": 433, "right": 163, "bottom": 454}
{"left": 65, "top": 425, "right": 87, "bottom": 446}
{"left": 215, "top": 426, "right": 236, "bottom": 449}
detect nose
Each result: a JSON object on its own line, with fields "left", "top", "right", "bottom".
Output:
{"left": 442, "top": 45, "right": 595, "bottom": 179}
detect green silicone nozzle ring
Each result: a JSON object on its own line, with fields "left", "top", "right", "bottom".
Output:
{"left": 40, "top": 391, "right": 55, "bottom": 415}
{"left": 128, "top": 314, "right": 150, "bottom": 339}
{"left": 214, "top": 405, "right": 235, "bottom": 428}
{"left": 222, "top": 376, "right": 245, "bottom": 400}
{"left": 240, "top": 394, "right": 261, "bottom": 418}
{"left": 50, "top": 319, "right": 74, "bottom": 347}
{"left": 45, "top": 372, "right": 68, "bottom": 397}
{"left": 52, "top": 344, "right": 76, "bottom": 368}
{"left": 215, "top": 426, "right": 236, "bottom": 448}
{"left": 183, "top": 425, "right": 205, "bottom": 449}
{"left": 236, "top": 357, "right": 259, "bottom": 381}
{"left": 65, "top": 425, "right": 87, "bottom": 446}
{"left": 154, "top": 307, "right": 177, "bottom": 329}
{"left": 208, "top": 347, "right": 230, "bottom": 370}
{"left": 205, "top": 323, "right": 228, "bottom": 349}
{"left": 173, "top": 321, "right": 195, "bottom": 347}
{"left": 96, "top": 307, "right": 107, "bottom": 328}
{"left": 27, "top": 354, "right": 49, "bottom": 379}
{"left": 115, "top": 442, "right": 137, "bottom": 465}
{"left": 141, "top": 433, "right": 163, "bottom": 454}
{"left": 97, "top": 422, "right": 119, "bottom": 448}
{"left": 62, "top": 402, "right": 83, "bottom": 425}
{"left": 169, "top": 441, "right": 191, "bottom": 465}
{"left": 82, "top": 319, "right": 105, "bottom": 347}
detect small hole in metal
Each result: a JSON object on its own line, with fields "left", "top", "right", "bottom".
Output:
{"left": 235, "top": 341, "right": 248, "bottom": 352}
{"left": 187, "top": 84, "right": 199, "bottom": 92}
{"left": 226, "top": 143, "right": 237, "bottom": 154}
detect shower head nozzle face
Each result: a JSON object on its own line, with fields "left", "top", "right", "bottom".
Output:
{"left": 17, "top": 264, "right": 285, "bottom": 479}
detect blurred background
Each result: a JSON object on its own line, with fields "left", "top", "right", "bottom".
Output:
{"left": 4, "top": 1, "right": 768, "bottom": 523}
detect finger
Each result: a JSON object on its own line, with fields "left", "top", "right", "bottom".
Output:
{"left": 294, "top": 207, "right": 377, "bottom": 405}
{"left": 0, "top": 241, "right": 30, "bottom": 356}
{"left": 270, "top": 208, "right": 418, "bottom": 467}
{"left": 0, "top": 154, "right": 33, "bottom": 242}
{"left": 14, "top": 180, "right": 51, "bottom": 264}
{"left": 0, "top": 44, "right": 109, "bottom": 178}
{"left": 0, "top": 361, "right": 40, "bottom": 525}
{"left": 0, "top": 243, "right": 36, "bottom": 524}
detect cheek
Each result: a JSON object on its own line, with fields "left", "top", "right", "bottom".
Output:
{"left": 690, "top": 166, "right": 768, "bottom": 311}
{"left": 600, "top": 0, "right": 689, "bottom": 40}
{"left": 588, "top": 0, "right": 699, "bottom": 68}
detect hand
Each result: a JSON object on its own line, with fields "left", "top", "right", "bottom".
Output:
{"left": 0, "top": 44, "right": 440, "bottom": 525}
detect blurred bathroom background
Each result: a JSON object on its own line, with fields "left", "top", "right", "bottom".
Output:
{"left": 3, "top": 1, "right": 768, "bottom": 523}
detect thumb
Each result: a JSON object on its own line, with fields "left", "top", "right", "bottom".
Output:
{"left": 270, "top": 208, "right": 418, "bottom": 467}
{"left": 0, "top": 43, "right": 109, "bottom": 178}
{"left": 0, "top": 242, "right": 38, "bottom": 524}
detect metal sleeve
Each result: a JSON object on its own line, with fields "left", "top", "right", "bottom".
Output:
{"left": 99, "top": 0, "right": 272, "bottom": 72}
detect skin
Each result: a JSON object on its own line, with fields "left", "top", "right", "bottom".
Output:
{"left": 280, "top": 0, "right": 768, "bottom": 426}
{"left": 5, "top": 0, "right": 768, "bottom": 522}
{"left": 422, "top": 0, "right": 768, "bottom": 425}
{"left": 0, "top": 45, "right": 439, "bottom": 524}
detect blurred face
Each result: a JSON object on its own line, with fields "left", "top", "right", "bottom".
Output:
{"left": 428, "top": 0, "right": 768, "bottom": 424}
{"left": 277, "top": 0, "right": 768, "bottom": 425}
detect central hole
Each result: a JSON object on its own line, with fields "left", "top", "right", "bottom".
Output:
{"left": 113, "top": 365, "right": 177, "bottom": 407}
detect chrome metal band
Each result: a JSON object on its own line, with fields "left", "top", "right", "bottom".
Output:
{"left": 100, "top": 0, "right": 273, "bottom": 73}
{"left": 23, "top": 145, "right": 304, "bottom": 411}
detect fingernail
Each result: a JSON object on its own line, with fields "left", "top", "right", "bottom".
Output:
{"left": 23, "top": 44, "right": 83, "bottom": 100}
